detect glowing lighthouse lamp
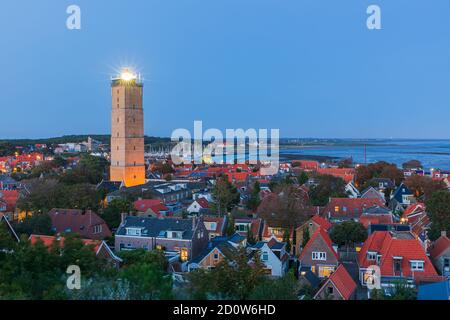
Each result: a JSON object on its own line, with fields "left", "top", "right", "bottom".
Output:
{"left": 120, "top": 68, "right": 137, "bottom": 81}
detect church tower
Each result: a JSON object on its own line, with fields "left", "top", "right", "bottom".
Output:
{"left": 110, "top": 68, "right": 145, "bottom": 187}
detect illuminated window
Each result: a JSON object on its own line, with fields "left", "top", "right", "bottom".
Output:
{"left": 180, "top": 248, "right": 189, "bottom": 262}
{"left": 334, "top": 206, "right": 339, "bottom": 212}
{"left": 319, "top": 266, "right": 335, "bottom": 278}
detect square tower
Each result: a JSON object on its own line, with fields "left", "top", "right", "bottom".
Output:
{"left": 110, "top": 69, "right": 145, "bottom": 187}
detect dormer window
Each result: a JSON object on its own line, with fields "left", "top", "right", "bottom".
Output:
{"left": 410, "top": 260, "right": 424, "bottom": 271}
{"left": 167, "top": 231, "right": 183, "bottom": 239}
{"left": 367, "top": 251, "right": 377, "bottom": 260}
{"left": 126, "top": 227, "right": 142, "bottom": 236}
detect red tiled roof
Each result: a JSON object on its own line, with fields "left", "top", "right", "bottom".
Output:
{"left": 300, "top": 227, "right": 338, "bottom": 260}
{"left": 360, "top": 214, "right": 393, "bottom": 228}
{"left": 318, "top": 168, "right": 355, "bottom": 183}
{"left": 327, "top": 264, "right": 357, "bottom": 300}
{"left": 403, "top": 203, "right": 425, "bottom": 218}
{"left": 0, "top": 190, "right": 19, "bottom": 212}
{"left": 47, "top": 208, "right": 111, "bottom": 239}
{"left": 324, "top": 198, "right": 385, "bottom": 219}
{"left": 202, "top": 216, "right": 225, "bottom": 234}
{"left": 311, "top": 215, "right": 332, "bottom": 231}
{"left": 292, "top": 160, "right": 320, "bottom": 170}
{"left": 429, "top": 235, "right": 450, "bottom": 259}
{"left": 29, "top": 234, "right": 101, "bottom": 252}
{"left": 134, "top": 199, "right": 169, "bottom": 214}
{"left": 196, "top": 198, "right": 210, "bottom": 209}
{"left": 358, "top": 231, "right": 438, "bottom": 280}
{"left": 235, "top": 218, "right": 262, "bottom": 237}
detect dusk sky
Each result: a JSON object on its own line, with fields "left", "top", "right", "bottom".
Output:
{"left": 1, "top": 0, "right": 450, "bottom": 139}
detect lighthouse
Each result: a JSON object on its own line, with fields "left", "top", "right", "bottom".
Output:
{"left": 109, "top": 68, "right": 145, "bottom": 187}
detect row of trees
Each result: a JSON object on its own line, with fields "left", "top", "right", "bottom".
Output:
{"left": 0, "top": 227, "right": 173, "bottom": 300}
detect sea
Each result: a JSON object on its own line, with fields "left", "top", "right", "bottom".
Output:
{"left": 279, "top": 139, "right": 450, "bottom": 170}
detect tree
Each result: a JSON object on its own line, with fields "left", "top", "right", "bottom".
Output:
{"left": 212, "top": 175, "right": 240, "bottom": 215}
{"left": 249, "top": 271, "right": 299, "bottom": 300}
{"left": 59, "top": 154, "right": 108, "bottom": 185}
{"left": 309, "top": 174, "right": 346, "bottom": 206}
{"left": 402, "top": 160, "right": 422, "bottom": 170}
{"left": 371, "top": 280, "right": 416, "bottom": 300}
{"left": 102, "top": 199, "right": 134, "bottom": 230}
{"left": 405, "top": 175, "right": 447, "bottom": 200}
{"left": 14, "top": 214, "right": 53, "bottom": 237}
{"left": 246, "top": 224, "right": 256, "bottom": 245}
{"left": 282, "top": 229, "right": 291, "bottom": 253}
{"left": 257, "top": 184, "right": 310, "bottom": 229}
{"left": 297, "top": 171, "right": 309, "bottom": 185}
{"left": 224, "top": 214, "right": 235, "bottom": 236}
{"left": 245, "top": 181, "right": 261, "bottom": 212}
{"left": 356, "top": 161, "right": 404, "bottom": 188}
{"left": 301, "top": 225, "right": 310, "bottom": 248}
{"left": 0, "top": 222, "right": 17, "bottom": 251}
{"left": 330, "top": 221, "right": 367, "bottom": 249}
{"left": 425, "top": 190, "right": 450, "bottom": 240}
{"left": 187, "top": 247, "right": 265, "bottom": 300}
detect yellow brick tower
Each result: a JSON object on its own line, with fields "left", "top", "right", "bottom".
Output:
{"left": 110, "top": 68, "right": 145, "bottom": 187}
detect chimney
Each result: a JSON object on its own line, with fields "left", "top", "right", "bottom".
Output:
{"left": 441, "top": 230, "right": 447, "bottom": 238}
{"left": 121, "top": 212, "right": 128, "bottom": 225}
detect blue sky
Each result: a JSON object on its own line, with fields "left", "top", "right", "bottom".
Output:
{"left": 1, "top": 0, "right": 450, "bottom": 139}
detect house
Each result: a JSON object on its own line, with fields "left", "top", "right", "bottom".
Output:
{"left": 314, "top": 264, "right": 357, "bottom": 300}
{"left": 417, "top": 280, "right": 450, "bottom": 300}
{"left": 345, "top": 182, "right": 360, "bottom": 198}
{"left": 202, "top": 216, "right": 227, "bottom": 240}
{"left": 317, "top": 168, "right": 355, "bottom": 184}
{"left": 250, "top": 236, "right": 289, "bottom": 277}
{"left": 389, "top": 183, "right": 415, "bottom": 211}
{"left": 299, "top": 227, "right": 339, "bottom": 278}
{"left": 0, "top": 190, "right": 19, "bottom": 221}
{"left": 295, "top": 215, "right": 332, "bottom": 257}
{"left": 429, "top": 232, "right": 450, "bottom": 277}
{"left": 114, "top": 216, "right": 209, "bottom": 265}
{"left": 187, "top": 233, "right": 245, "bottom": 271}
{"left": 234, "top": 217, "right": 263, "bottom": 240}
{"left": 401, "top": 203, "right": 430, "bottom": 239}
{"left": 291, "top": 160, "right": 319, "bottom": 172}
{"left": 359, "top": 205, "right": 394, "bottom": 229}
{"left": 133, "top": 199, "right": 170, "bottom": 217}
{"left": 48, "top": 208, "right": 112, "bottom": 240}
{"left": 0, "top": 175, "right": 20, "bottom": 190}
{"left": 369, "top": 178, "right": 395, "bottom": 192}
{"left": 360, "top": 186, "right": 385, "bottom": 203}
{"left": 358, "top": 231, "right": 440, "bottom": 295}
{"left": 186, "top": 198, "right": 210, "bottom": 215}
{"left": 29, "top": 234, "right": 122, "bottom": 268}
{"left": 298, "top": 266, "right": 321, "bottom": 290}
{"left": 262, "top": 223, "right": 293, "bottom": 244}
{"left": 323, "top": 198, "right": 385, "bottom": 223}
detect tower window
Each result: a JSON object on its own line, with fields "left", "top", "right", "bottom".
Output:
{"left": 117, "top": 118, "right": 119, "bottom": 123}
{"left": 117, "top": 132, "right": 119, "bottom": 137}
{"left": 134, "top": 175, "right": 136, "bottom": 179}
{"left": 134, "top": 161, "right": 136, "bottom": 166}
{"left": 117, "top": 146, "right": 119, "bottom": 150}
{"left": 117, "top": 104, "right": 119, "bottom": 108}
{"left": 133, "top": 146, "right": 136, "bottom": 150}
{"left": 117, "top": 98, "right": 119, "bottom": 102}
{"left": 117, "top": 161, "right": 119, "bottom": 166}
